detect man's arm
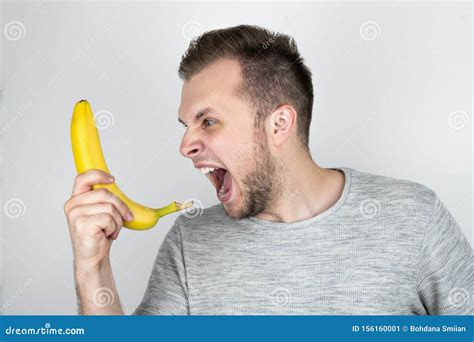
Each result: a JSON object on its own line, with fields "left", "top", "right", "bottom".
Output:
{"left": 64, "top": 170, "right": 133, "bottom": 315}
{"left": 75, "top": 256, "right": 124, "bottom": 315}
{"left": 416, "top": 193, "right": 473, "bottom": 315}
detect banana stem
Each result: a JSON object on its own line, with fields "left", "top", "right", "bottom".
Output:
{"left": 156, "top": 200, "right": 193, "bottom": 218}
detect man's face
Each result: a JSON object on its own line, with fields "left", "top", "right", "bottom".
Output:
{"left": 178, "top": 58, "right": 281, "bottom": 219}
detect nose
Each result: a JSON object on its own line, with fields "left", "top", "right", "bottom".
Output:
{"left": 179, "top": 132, "right": 204, "bottom": 159}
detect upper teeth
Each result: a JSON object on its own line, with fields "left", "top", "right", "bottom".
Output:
{"left": 200, "top": 167, "right": 216, "bottom": 174}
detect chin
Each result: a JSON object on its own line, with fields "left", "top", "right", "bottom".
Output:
{"left": 221, "top": 199, "right": 248, "bottom": 220}
{"left": 222, "top": 203, "right": 241, "bottom": 220}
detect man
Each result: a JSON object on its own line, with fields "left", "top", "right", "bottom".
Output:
{"left": 64, "top": 25, "right": 473, "bottom": 315}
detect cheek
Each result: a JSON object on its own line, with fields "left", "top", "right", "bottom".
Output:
{"left": 210, "top": 122, "right": 257, "bottom": 171}
{"left": 211, "top": 127, "right": 252, "bottom": 154}
{"left": 232, "top": 141, "right": 257, "bottom": 175}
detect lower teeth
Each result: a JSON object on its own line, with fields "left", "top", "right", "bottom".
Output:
{"left": 219, "top": 187, "right": 228, "bottom": 196}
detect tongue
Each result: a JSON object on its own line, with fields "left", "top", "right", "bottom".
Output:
{"left": 222, "top": 170, "right": 232, "bottom": 192}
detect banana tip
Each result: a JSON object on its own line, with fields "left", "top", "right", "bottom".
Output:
{"left": 179, "top": 201, "right": 194, "bottom": 210}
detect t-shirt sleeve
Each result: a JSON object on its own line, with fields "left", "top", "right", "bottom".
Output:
{"left": 132, "top": 217, "right": 189, "bottom": 315}
{"left": 416, "top": 193, "right": 473, "bottom": 315}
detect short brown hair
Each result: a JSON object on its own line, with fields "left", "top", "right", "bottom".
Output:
{"left": 178, "top": 25, "right": 314, "bottom": 154}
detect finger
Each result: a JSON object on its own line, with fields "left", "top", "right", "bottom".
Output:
{"left": 90, "top": 212, "right": 117, "bottom": 238}
{"left": 72, "top": 169, "right": 115, "bottom": 196}
{"left": 110, "top": 225, "right": 122, "bottom": 240}
{"left": 69, "top": 203, "right": 123, "bottom": 232}
{"left": 75, "top": 212, "right": 117, "bottom": 238}
{"left": 66, "top": 188, "right": 133, "bottom": 222}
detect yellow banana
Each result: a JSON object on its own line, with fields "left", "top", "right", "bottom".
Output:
{"left": 70, "top": 99, "right": 192, "bottom": 230}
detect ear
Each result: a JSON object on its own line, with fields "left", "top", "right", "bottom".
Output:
{"left": 267, "top": 104, "right": 297, "bottom": 147}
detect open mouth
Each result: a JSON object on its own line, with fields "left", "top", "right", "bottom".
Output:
{"left": 209, "top": 168, "right": 233, "bottom": 202}
{"left": 210, "top": 168, "right": 225, "bottom": 189}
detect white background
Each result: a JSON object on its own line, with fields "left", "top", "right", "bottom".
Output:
{"left": 0, "top": 1, "right": 472, "bottom": 314}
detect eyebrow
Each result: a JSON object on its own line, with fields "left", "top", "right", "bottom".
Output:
{"left": 178, "top": 106, "right": 217, "bottom": 126}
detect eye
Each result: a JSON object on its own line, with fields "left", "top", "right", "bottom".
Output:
{"left": 202, "top": 118, "right": 216, "bottom": 128}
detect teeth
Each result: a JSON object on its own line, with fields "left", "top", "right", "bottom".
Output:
{"left": 218, "top": 181, "right": 229, "bottom": 196}
{"left": 219, "top": 187, "right": 228, "bottom": 196}
{"left": 199, "top": 167, "right": 216, "bottom": 174}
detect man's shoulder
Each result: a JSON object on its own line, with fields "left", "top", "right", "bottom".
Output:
{"left": 350, "top": 167, "right": 437, "bottom": 204}
{"left": 341, "top": 167, "right": 446, "bottom": 263}
{"left": 348, "top": 167, "right": 439, "bottom": 224}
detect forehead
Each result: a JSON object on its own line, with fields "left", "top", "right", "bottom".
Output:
{"left": 178, "top": 58, "right": 243, "bottom": 119}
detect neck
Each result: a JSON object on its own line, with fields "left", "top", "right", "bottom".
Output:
{"left": 255, "top": 152, "right": 345, "bottom": 223}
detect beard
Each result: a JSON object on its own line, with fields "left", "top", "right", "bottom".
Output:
{"left": 225, "top": 128, "right": 283, "bottom": 220}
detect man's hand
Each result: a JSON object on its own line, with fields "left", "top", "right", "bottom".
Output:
{"left": 64, "top": 169, "right": 133, "bottom": 269}
{"left": 64, "top": 169, "right": 131, "bottom": 314}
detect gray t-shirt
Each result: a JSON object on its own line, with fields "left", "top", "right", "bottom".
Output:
{"left": 132, "top": 167, "right": 473, "bottom": 315}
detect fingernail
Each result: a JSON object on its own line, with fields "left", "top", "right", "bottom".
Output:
{"left": 126, "top": 212, "right": 134, "bottom": 221}
{"left": 108, "top": 176, "right": 115, "bottom": 182}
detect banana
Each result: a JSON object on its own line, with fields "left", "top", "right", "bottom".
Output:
{"left": 70, "top": 99, "right": 192, "bottom": 230}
